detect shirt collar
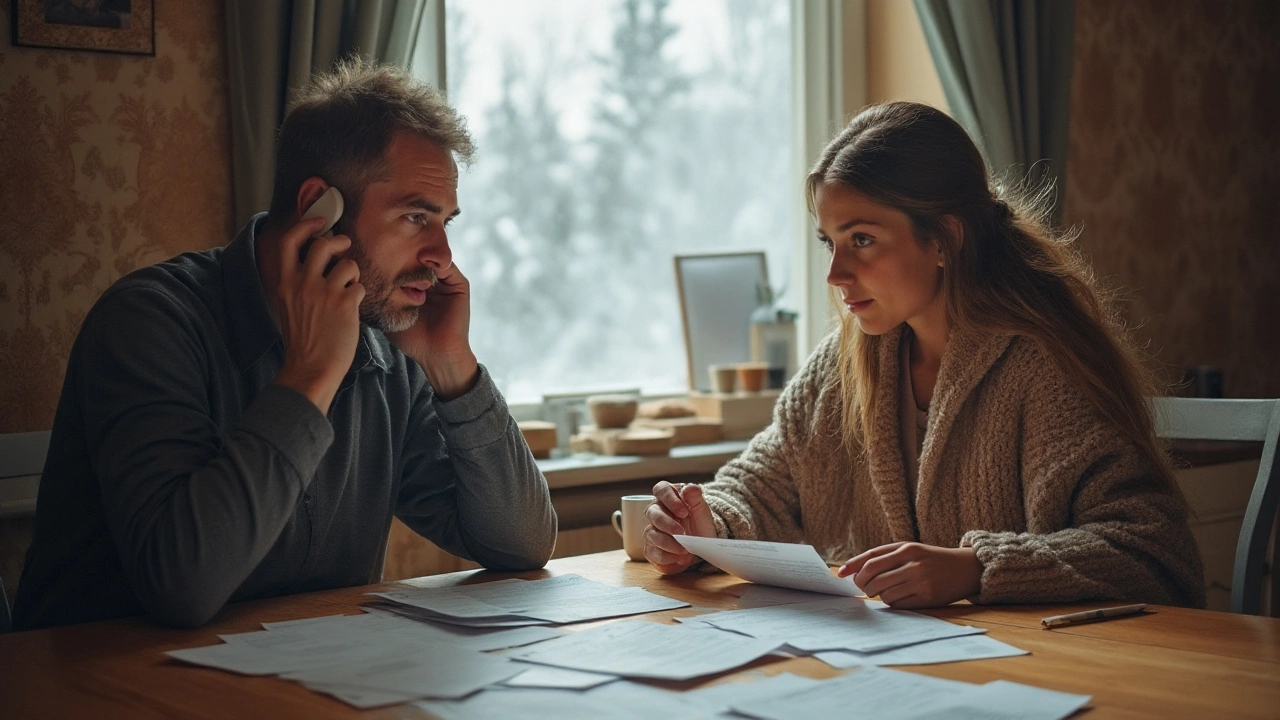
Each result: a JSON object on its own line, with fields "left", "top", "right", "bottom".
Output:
{"left": 221, "top": 214, "right": 392, "bottom": 375}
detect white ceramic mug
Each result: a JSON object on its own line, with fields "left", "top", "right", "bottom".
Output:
{"left": 612, "top": 494, "right": 655, "bottom": 562}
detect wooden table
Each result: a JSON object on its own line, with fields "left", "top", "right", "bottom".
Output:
{"left": 2, "top": 550, "right": 1278, "bottom": 719}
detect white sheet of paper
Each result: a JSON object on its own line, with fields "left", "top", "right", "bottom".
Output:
{"left": 175, "top": 611, "right": 561, "bottom": 677}
{"left": 673, "top": 535, "right": 862, "bottom": 596}
{"left": 299, "top": 681, "right": 423, "bottom": 709}
{"left": 501, "top": 666, "right": 617, "bottom": 689}
{"left": 814, "top": 633, "right": 1028, "bottom": 668}
{"left": 681, "top": 672, "right": 823, "bottom": 709}
{"left": 172, "top": 616, "right": 429, "bottom": 675}
{"left": 694, "top": 597, "right": 985, "bottom": 653}
{"left": 731, "top": 666, "right": 1089, "bottom": 720}
{"left": 813, "top": 633, "right": 1027, "bottom": 667}
{"left": 909, "top": 679, "right": 1090, "bottom": 720}
{"left": 508, "top": 619, "right": 782, "bottom": 681}
{"left": 417, "top": 684, "right": 715, "bottom": 720}
{"left": 283, "top": 647, "right": 520, "bottom": 699}
{"left": 371, "top": 574, "right": 688, "bottom": 625}
{"left": 731, "top": 666, "right": 974, "bottom": 720}
{"left": 364, "top": 599, "right": 551, "bottom": 627}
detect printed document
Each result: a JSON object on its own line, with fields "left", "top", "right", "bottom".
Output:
{"left": 508, "top": 619, "right": 781, "bottom": 680}
{"left": 733, "top": 666, "right": 1089, "bottom": 720}
{"left": 693, "top": 597, "right": 985, "bottom": 653}
{"left": 673, "top": 535, "right": 862, "bottom": 596}
{"left": 813, "top": 633, "right": 1028, "bottom": 667}
{"left": 370, "top": 574, "right": 688, "bottom": 625}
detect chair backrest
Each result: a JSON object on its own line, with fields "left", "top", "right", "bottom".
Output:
{"left": 0, "top": 430, "right": 52, "bottom": 633}
{"left": 1151, "top": 398, "right": 1280, "bottom": 615}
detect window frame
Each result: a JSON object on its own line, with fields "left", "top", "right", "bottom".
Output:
{"left": 413, "top": 0, "right": 863, "bottom": 417}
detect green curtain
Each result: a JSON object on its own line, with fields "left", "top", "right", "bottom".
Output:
{"left": 914, "top": 0, "right": 1075, "bottom": 216}
{"left": 225, "top": 0, "right": 431, "bottom": 226}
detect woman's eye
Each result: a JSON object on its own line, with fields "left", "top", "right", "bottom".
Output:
{"left": 818, "top": 235, "right": 834, "bottom": 252}
{"left": 853, "top": 234, "right": 873, "bottom": 248}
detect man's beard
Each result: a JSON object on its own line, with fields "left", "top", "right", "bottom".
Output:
{"left": 345, "top": 233, "right": 437, "bottom": 333}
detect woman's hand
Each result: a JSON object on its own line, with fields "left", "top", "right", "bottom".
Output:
{"left": 644, "top": 481, "right": 717, "bottom": 575}
{"left": 837, "top": 542, "right": 983, "bottom": 609}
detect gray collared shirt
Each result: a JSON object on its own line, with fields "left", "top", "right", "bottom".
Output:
{"left": 13, "top": 214, "right": 556, "bottom": 630}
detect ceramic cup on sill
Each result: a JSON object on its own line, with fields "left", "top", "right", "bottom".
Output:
{"left": 736, "top": 362, "right": 769, "bottom": 393}
{"left": 709, "top": 364, "right": 737, "bottom": 394}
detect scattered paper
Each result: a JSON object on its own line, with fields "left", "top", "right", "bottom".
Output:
{"left": 813, "top": 634, "right": 1028, "bottom": 668}
{"left": 694, "top": 597, "right": 985, "bottom": 653}
{"left": 673, "top": 535, "right": 862, "bottom": 596}
{"left": 371, "top": 574, "right": 688, "bottom": 626}
{"left": 502, "top": 666, "right": 617, "bottom": 690}
{"left": 731, "top": 667, "right": 1089, "bottom": 720}
{"left": 509, "top": 619, "right": 782, "bottom": 681}
{"left": 283, "top": 648, "right": 520, "bottom": 700}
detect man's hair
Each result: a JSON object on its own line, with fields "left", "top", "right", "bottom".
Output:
{"left": 268, "top": 56, "right": 475, "bottom": 220}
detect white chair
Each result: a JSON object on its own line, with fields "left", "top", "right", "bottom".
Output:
{"left": 1152, "top": 398, "right": 1280, "bottom": 615}
{"left": 0, "top": 430, "right": 51, "bottom": 632}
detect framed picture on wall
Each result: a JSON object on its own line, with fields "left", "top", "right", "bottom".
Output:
{"left": 12, "top": 0, "right": 155, "bottom": 56}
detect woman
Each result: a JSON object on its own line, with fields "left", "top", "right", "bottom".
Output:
{"left": 644, "top": 102, "right": 1204, "bottom": 609}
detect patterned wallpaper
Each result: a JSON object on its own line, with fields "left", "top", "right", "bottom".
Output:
{"left": 1064, "top": 0, "right": 1280, "bottom": 399}
{"left": 0, "top": 0, "right": 233, "bottom": 435}
{"left": 0, "top": 0, "right": 232, "bottom": 600}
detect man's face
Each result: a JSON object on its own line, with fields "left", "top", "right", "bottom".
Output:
{"left": 344, "top": 132, "right": 459, "bottom": 333}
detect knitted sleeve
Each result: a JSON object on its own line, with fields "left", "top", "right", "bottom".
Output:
{"left": 961, "top": 345, "right": 1206, "bottom": 608}
{"left": 700, "top": 333, "right": 841, "bottom": 543}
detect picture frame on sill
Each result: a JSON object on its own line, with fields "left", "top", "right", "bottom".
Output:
{"left": 12, "top": 0, "right": 155, "bottom": 56}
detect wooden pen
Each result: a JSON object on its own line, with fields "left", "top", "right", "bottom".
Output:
{"left": 1041, "top": 603, "right": 1148, "bottom": 628}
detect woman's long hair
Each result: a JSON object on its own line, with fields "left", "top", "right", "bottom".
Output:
{"left": 808, "top": 102, "right": 1174, "bottom": 489}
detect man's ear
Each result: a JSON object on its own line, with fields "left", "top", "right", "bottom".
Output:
{"left": 295, "top": 177, "right": 330, "bottom": 220}
{"left": 937, "top": 215, "right": 964, "bottom": 267}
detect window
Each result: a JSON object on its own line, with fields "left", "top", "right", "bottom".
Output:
{"left": 442, "top": 0, "right": 793, "bottom": 402}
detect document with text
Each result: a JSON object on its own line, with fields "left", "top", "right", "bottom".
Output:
{"left": 693, "top": 597, "right": 986, "bottom": 653}
{"left": 508, "top": 619, "right": 782, "bottom": 681}
{"left": 672, "top": 535, "right": 862, "bottom": 596}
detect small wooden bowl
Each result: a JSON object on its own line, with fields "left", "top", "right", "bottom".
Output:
{"left": 587, "top": 395, "right": 638, "bottom": 429}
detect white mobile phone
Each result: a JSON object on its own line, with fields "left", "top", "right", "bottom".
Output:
{"left": 301, "top": 186, "right": 344, "bottom": 236}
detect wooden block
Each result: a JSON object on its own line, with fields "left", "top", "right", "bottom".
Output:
{"left": 631, "top": 416, "right": 723, "bottom": 446}
{"left": 687, "top": 390, "right": 780, "bottom": 440}
{"left": 607, "top": 428, "right": 675, "bottom": 455}
{"left": 518, "top": 420, "right": 557, "bottom": 459}
{"left": 571, "top": 427, "right": 675, "bottom": 456}
{"left": 637, "top": 399, "right": 696, "bottom": 419}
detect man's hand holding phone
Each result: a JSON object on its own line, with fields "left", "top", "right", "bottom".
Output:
{"left": 386, "top": 261, "right": 479, "bottom": 401}
{"left": 272, "top": 216, "right": 365, "bottom": 414}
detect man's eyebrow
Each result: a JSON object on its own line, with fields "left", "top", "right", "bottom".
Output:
{"left": 401, "top": 197, "right": 461, "bottom": 218}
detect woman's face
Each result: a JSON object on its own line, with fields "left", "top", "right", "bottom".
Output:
{"left": 816, "top": 181, "right": 945, "bottom": 336}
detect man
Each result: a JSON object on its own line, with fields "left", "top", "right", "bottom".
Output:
{"left": 13, "top": 60, "right": 557, "bottom": 630}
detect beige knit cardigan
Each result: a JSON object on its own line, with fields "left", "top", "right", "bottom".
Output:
{"left": 702, "top": 325, "right": 1206, "bottom": 607}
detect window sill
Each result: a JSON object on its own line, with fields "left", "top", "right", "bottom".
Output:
{"left": 537, "top": 440, "right": 750, "bottom": 490}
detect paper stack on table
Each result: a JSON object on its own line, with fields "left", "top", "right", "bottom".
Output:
{"left": 731, "top": 666, "right": 1090, "bottom": 720}
{"left": 684, "top": 597, "right": 986, "bottom": 653}
{"left": 368, "top": 574, "right": 689, "bottom": 626}
{"left": 169, "top": 610, "right": 563, "bottom": 708}
{"left": 507, "top": 619, "right": 783, "bottom": 681}
{"left": 415, "top": 665, "right": 1087, "bottom": 720}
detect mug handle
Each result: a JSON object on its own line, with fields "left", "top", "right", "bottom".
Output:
{"left": 611, "top": 510, "right": 624, "bottom": 537}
